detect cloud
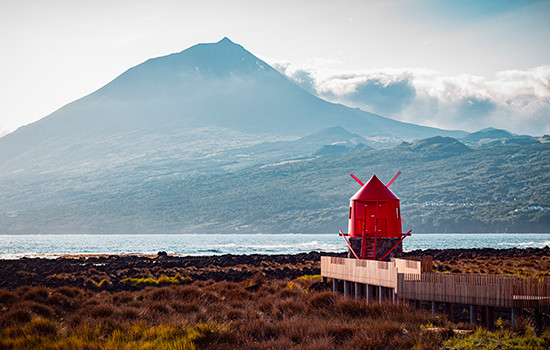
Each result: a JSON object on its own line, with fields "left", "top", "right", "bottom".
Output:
{"left": 275, "top": 63, "right": 550, "bottom": 135}
{"left": 335, "top": 74, "right": 417, "bottom": 115}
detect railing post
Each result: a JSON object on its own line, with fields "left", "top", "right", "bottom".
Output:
{"left": 511, "top": 308, "right": 519, "bottom": 326}
{"left": 535, "top": 309, "right": 543, "bottom": 336}
{"left": 470, "top": 305, "right": 477, "bottom": 324}
{"left": 333, "top": 278, "right": 339, "bottom": 293}
{"left": 366, "top": 284, "right": 371, "bottom": 304}
{"left": 355, "top": 282, "right": 361, "bottom": 301}
{"left": 484, "top": 306, "right": 495, "bottom": 331}
{"left": 431, "top": 301, "right": 437, "bottom": 314}
{"left": 446, "top": 303, "right": 454, "bottom": 322}
{"left": 481, "top": 305, "right": 487, "bottom": 327}
{"left": 344, "top": 280, "right": 350, "bottom": 297}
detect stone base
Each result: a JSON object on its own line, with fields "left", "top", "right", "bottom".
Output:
{"left": 348, "top": 237, "right": 403, "bottom": 261}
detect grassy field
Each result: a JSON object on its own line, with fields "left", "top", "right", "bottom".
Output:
{"left": 432, "top": 255, "right": 550, "bottom": 277}
{"left": 1, "top": 252, "right": 550, "bottom": 349}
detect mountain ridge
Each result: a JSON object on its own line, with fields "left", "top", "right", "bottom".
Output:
{"left": 0, "top": 38, "right": 466, "bottom": 179}
{"left": 1, "top": 136, "right": 547, "bottom": 234}
{"left": 5, "top": 38, "right": 543, "bottom": 235}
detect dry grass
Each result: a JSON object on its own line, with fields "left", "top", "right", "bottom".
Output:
{"left": 0, "top": 276, "right": 458, "bottom": 349}
{"left": 432, "top": 255, "right": 550, "bottom": 276}
{"left": 2, "top": 252, "right": 549, "bottom": 349}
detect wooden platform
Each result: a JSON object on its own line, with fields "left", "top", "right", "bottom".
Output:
{"left": 321, "top": 256, "right": 550, "bottom": 312}
{"left": 399, "top": 272, "right": 550, "bottom": 312}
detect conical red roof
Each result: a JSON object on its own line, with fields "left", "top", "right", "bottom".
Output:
{"left": 350, "top": 175, "right": 399, "bottom": 201}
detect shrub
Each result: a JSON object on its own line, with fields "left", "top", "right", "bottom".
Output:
{"left": 0, "top": 290, "right": 18, "bottom": 305}
{"left": 334, "top": 298, "right": 368, "bottom": 318}
{"left": 86, "top": 304, "right": 115, "bottom": 319}
{"left": 26, "top": 317, "right": 58, "bottom": 337}
{"left": 148, "top": 301, "right": 171, "bottom": 315}
{"left": 21, "top": 286, "right": 50, "bottom": 303}
{"left": 174, "top": 285, "right": 202, "bottom": 301}
{"left": 21, "top": 300, "right": 55, "bottom": 318}
{"left": 276, "top": 298, "right": 305, "bottom": 316}
{"left": 0, "top": 308, "right": 33, "bottom": 327}
{"left": 112, "top": 291, "right": 135, "bottom": 304}
{"left": 118, "top": 306, "right": 140, "bottom": 321}
{"left": 309, "top": 291, "right": 337, "bottom": 309}
{"left": 172, "top": 302, "right": 200, "bottom": 314}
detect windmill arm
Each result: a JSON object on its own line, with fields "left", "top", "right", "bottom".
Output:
{"left": 386, "top": 171, "right": 402, "bottom": 187}
{"left": 350, "top": 173, "right": 364, "bottom": 186}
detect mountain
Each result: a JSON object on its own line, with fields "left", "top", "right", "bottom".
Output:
{"left": 9, "top": 37, "right": 538, "bottom": 235}
{"left": 177, "top": 126, "right": 372, "bottom": 172}
{"left": 1, "top": 136, "right": 547, "bottom": 234}
{"left": 0, "top": 38, "right": 465, "bottom": 180}
{"left": 462, "top": 128, "right": 515, "bottom": 142}
{"left": 460, "top": 128, "right": 542, "bottom": 148}
{"left": 398, "top": 136, "right": 473, "bottom": 158}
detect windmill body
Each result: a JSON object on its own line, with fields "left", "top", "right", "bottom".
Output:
{"left": 341, "top": 172, "right": 411, "bottom": 261}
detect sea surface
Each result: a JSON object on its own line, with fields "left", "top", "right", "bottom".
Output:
{"left": 1, "top": 233, "right": 549, "bottom": 259}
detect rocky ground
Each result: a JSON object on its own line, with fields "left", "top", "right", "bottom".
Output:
{"left": 1, "top": 248, "right": 549, "bottom": 291}
{"left": 0, "top": 252, "right": 340, "bottom": 291}
{"left": 406, "top": 246, "right": 550, "bottom": 260}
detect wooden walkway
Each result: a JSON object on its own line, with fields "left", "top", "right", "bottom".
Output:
{"left": 321, "top": 256, "right": 550, "bottom": 329}
{"left": 398, "top": 273, "right": 550, "bottom": 312}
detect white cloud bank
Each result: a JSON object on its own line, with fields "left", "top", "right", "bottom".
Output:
{"left": 275, "top": 62, "right": 550, "bottom": 136}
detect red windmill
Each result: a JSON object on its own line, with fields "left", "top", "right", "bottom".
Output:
{"left": 339, "top": 171, "right": 411, "bottom": 261}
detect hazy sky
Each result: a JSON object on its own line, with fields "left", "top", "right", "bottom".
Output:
{"left": 1, "top": 0, "right": 549, "bottom": 136}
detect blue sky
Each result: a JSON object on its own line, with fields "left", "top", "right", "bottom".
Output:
{"left": 1, "top": 0, "right": 549, "bottom": 136}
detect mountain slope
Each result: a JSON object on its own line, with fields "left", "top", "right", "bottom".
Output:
{"left": 0, "top": 38, "right": 465, "bottom": 179}
{"left": 1, "top": 138, "right": 547, "bottom": 234}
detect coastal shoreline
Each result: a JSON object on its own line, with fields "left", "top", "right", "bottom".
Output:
{"left": 1, "top": 247, "right": 549, "bottom": 291}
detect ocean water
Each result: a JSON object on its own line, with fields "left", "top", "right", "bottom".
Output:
{"left": 0, "top": 233, "right": 549, "bottom": 259}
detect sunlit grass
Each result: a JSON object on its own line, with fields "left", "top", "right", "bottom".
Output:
{"left": 121, "top": 274, "right": 190, "bottom": 287}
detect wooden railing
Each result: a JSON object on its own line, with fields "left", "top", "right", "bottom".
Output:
{"left": 321, "top": 256, "right": 400, "bottom": 288}
{"left": 321, "top": 257, "right": 550, "bottom": 311}
{"left": 392, "top": 258, "right": 422, "bottom": 276}
{"left": 398, "top": 273, "right": 550, "bottom": 311}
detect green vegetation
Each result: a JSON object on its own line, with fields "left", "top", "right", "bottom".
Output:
{"left": 444, "top": 328, "right": 550, "bottom": 349}
{"left": 0, "top": 137, "right": 548, "bottom": 233}
{"left": 1, "top": 317, "right": 226, "bottom": 350}
{"left": 297, "top": 274, "right": 322, "bottom": 280}
{"left": 121, "top": 274, "right": 189, "bottom": 287}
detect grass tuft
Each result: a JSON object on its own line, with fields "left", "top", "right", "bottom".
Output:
{"left": 121, "top": 274, "right": 189, "bottom": 287}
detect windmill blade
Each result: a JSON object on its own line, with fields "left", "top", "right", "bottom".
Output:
{"left": 386, "top": 171, "right": 402, "bottom": 187}
{"left": 350, "top": 173, "right": 364, "bottom": 186}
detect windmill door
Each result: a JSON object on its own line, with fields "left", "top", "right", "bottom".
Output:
{"left": 363, "top": 202, "right": 377, "bottom": 236}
